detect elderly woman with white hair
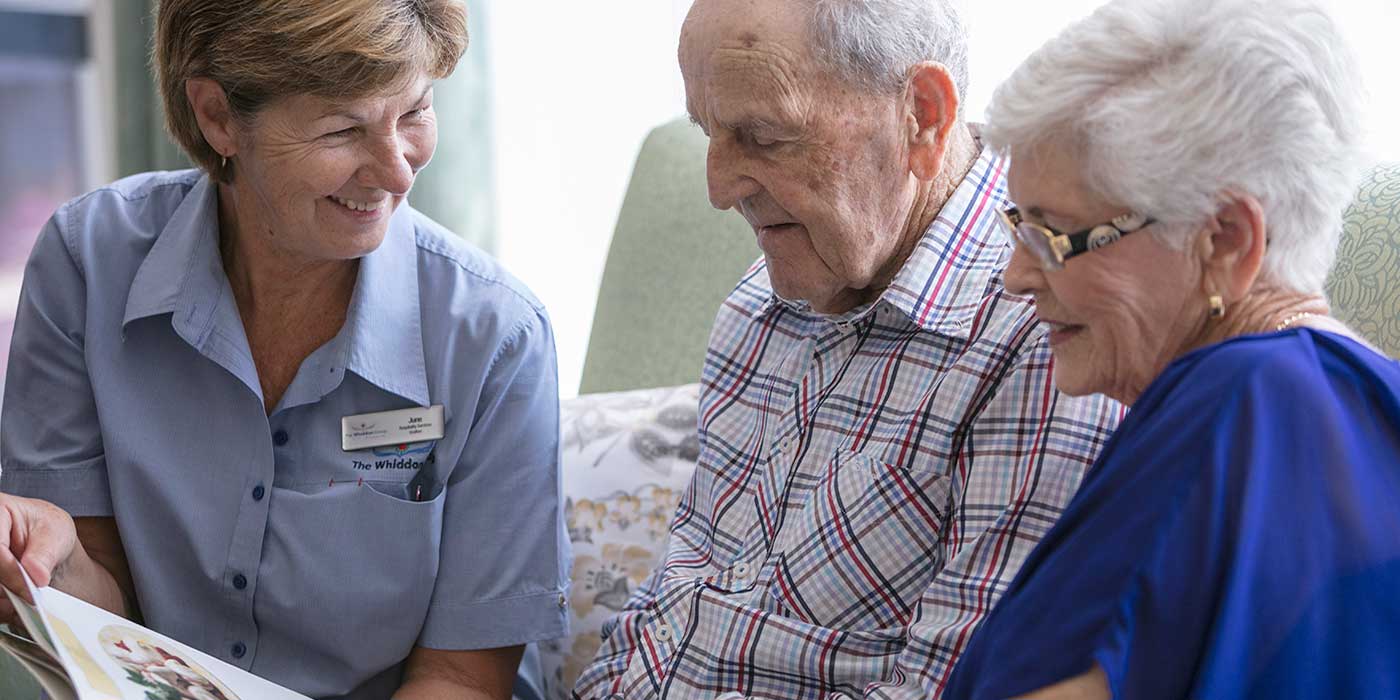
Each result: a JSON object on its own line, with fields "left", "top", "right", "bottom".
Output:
{"left": 942, "top": 0, "right": 1400, "bottom": 698}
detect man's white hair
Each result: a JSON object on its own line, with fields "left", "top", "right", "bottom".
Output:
{"left": 808, "top": 0, "right": 970, "bottom": 100}
{"left": 983, "top": 0, "right": 1365, "bottom": 295}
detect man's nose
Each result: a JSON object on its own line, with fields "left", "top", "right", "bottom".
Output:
{"left": 706, "top": 133, "right": 761, "bottom": 211}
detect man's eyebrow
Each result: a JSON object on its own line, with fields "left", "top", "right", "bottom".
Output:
{"left": 735, "top": 114, "right": 784, "bottom": 133}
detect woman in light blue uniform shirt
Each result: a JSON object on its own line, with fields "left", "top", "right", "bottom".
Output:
{"left": 0, "top": 1, "right": 568, "bottom": 698}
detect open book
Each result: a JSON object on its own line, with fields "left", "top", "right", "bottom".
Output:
{"left": 1, "top": 569, "right": 309, "bottom": 700}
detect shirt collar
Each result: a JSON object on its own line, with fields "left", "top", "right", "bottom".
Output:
{"left": 751, "top": 148, "right": 1011, "bottom": 338}
{"left": 880, "top": 149, "right": 1011, "bottom": 336}
{"left": 124, "top": 174, "right": 221, "bottom": 329}
{"left": 123, "top": 174, "right": 429, "bottom": 406}
{"left": 339, "top": 205, "right": 429, "bottom": 406}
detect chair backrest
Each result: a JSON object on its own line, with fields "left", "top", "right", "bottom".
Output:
{"left": 1329, "top": 162, "right": 1400, "bottom": 357}
{"left": 579, "top": 118, "right": 759, "bottom": 394}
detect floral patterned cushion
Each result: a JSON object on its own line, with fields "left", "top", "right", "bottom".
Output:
{"left": 539, "top": 384, "right": 701, "bottom": 699}
{"left": 1330, "top": 162, "right": 1400, "bottom": 357}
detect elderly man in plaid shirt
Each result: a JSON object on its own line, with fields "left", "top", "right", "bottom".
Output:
{"left": 573, "top": 0, "right": 1123, "bottom": 698}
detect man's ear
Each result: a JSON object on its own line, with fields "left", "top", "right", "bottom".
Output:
{"left": 1199, "top": 191, "right": 1268, "bottom": 303}
{"left": 905, "top": 61, "right": 960, "bottom": 181}
{"left": 185, "top": 77, "right": 239, "bottom": 159}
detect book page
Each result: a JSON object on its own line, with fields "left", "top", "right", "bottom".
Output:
{"left": 37, "top": 588, "right": 313, "bottom": 700}
{"left": 10, "top": 566, "right": 310, "bottom": 700}
{"left": 2, "top": 572, "right": 60, "bottom": 659}
{"left": 1, "top": 626, "right": 66, "bottom": 678}
{"left": 8, "top": 567, "right": 124, "bottom": 699}
{"left": 0, "top": 628, "right": 77, "bottom": 700}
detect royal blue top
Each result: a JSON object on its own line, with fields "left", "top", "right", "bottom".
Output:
{"left": 0, "top": 171, "right": 570, "bottom": 700}
{"left": 945, "top": 329, "right": 1400, "bottom": 699}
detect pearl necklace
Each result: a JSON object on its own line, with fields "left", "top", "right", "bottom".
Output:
{"left": 1276, "top": 311, "right": 1324, "bottom": 332}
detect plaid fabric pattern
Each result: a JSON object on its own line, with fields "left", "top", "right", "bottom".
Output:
{"left": 573, "top": 151, "right": 1124, "bottom": 699}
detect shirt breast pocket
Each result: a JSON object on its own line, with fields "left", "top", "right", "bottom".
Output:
{"left": 258, "top": 482, "right": 446, "bottom": 676}
{"left": 765, "top": 451, "right": 952, "bottom": 631}
{"left": 304, "top": 440, "right": 440, "bottom": 500}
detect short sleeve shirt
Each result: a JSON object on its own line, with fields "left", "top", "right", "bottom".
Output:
{"left": 1, "top": 171, "right": 571, "bottom": 700}
{"left": 945, "top": 330, "right": 1400, "bottom": 699}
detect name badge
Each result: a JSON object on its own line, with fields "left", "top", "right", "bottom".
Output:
{"left": 342, "top": 406, "right": 445, "bottom": 451}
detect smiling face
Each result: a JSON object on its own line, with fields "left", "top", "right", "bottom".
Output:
{"left": 223, "top": 72, "right": 437, "bottom": 262}
{"left": 679, "top": 0, "right": 920, "bottom": 313}
{"left": 1003, "top": 139, "right": 1208, "bottom": 404}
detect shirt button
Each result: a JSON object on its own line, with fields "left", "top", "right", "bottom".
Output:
{"left": 558, "top": 594, "right": 568, "bottom": 609}
{"left": 654, "top": 624, "right": 673, "bottom": 642}
{"left": 233, "top": 574, "right": 248, "bottom": 590}
{"left": 251, "top": 484, "right": 266, "bottom": 502}
{"left": 733, "top": 563, "right": 752, "bottom": 579}
{"left": 272, "top": 429, "right": 289, "bottom": 447}
{"left": 231, "top": 642, "right": 246, "bottom": 659}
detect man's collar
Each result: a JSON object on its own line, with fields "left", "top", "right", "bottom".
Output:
{"left": 880, "top": 149, "right": 1011, "bottom": 336}
{"left": 751, "top": 149, "right": 1011, "bottom": 337}
{"left": 123, "top": 175, "right": 429, "bottom": 406}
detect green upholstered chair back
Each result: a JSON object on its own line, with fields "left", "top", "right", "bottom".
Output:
{"left": 1329, "top": 162, "right": 1400, "bottom": 357}
{"left": 579, "top": 118, "right": 759, "bottom": 394}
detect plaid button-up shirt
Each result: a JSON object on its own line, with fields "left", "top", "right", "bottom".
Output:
{"left": 573, "top": 151, "right": 1124, "bottom": 699}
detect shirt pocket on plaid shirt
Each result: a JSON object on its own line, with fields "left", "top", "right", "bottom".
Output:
{"left": 765, "top": 451, "right": 952, "bottom": 631}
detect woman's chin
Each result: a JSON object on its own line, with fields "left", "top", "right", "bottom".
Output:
{"left": 309, "top": 220, "right": 390, "bottom": 260}
{"left": 1050, "top": 361, "right": 1102, "bottom": 399}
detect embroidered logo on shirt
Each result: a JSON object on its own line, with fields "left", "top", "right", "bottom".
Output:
{"left": 350, "top": 441, "right": 436, "bottom": 472}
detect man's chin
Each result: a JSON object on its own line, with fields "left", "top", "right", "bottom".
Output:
{"left": 766, "top": 269, "right": 847, "bottom": 313}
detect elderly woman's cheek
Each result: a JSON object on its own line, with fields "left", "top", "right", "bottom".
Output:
{"left": 1098, "top": 272, "right": 1189, "bottom": 401}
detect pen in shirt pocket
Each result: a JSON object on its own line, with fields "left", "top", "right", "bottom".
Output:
{"left": 405, "top": 462, "right": 443, "bottom": 502}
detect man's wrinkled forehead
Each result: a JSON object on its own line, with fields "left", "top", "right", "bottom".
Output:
{"left": 679, "top": 0, "right": 818, "bottom": 119}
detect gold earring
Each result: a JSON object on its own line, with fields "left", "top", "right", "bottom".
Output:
{"left": 1209, "top": 295, "right": 1226, "bottom": 319}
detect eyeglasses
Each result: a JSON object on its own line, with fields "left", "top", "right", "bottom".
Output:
{"left": 998, "top": 205, "right": 1155, "bottom": 270}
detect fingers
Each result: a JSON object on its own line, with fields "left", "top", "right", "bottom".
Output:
{"left": 0, "top": 496, "right": 74, "bottom": 604}
{"left": 0, "top": 595, "right": 17, "bottom": 628}
{"left": 0, "top": 502, "right": 10, "bottom": 552}
{"left": 18, "top": 508, "right": 72, "bottom": 590}
{"left": 0, "top": 541, "right": 33, "bottom": 606}
{"left": 0, "top": 504, "right": 31, "bottom": 604}
{"left": 20, "top": 552, "right": 60, "bottom": 590}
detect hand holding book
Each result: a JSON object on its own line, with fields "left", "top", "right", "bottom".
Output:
{"left": 1, "top": 568, "right": 310, "bottom": 700}
{"left": 0, "top": 493, "right": 81, "bottom": 619}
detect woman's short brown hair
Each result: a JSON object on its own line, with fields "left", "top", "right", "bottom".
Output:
{"left": 155, "top": 0, "right": 468, "bottom": 183}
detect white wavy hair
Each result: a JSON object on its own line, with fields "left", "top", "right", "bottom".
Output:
{"left": 983, "top": 0, "right": 1365, "bottom": 295}
{"left": 808, "top": 0, "right": 970, "bottom": 101}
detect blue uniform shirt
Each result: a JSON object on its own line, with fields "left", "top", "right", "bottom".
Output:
{"left": 945, "top": 329, "right": 1400, "bottom": 699}
{"left": 0, "top": 171, "right": 570, "bottom": 699}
